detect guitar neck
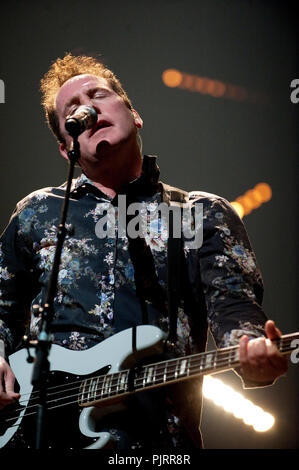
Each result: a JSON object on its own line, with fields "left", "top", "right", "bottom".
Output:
{"left": 79, "top": 332, "right": 299, "bottom": 407}
{"left": 136, "top": 332, "right": 298, "bottom": 387}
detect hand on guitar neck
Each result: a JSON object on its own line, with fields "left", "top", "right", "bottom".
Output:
{"left": 238, "top": 320, "right": 289, "bottom": 387}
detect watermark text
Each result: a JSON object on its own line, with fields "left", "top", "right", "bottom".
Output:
{"left": 94, "top": 196, "right": 203, "bottom": 249}
{"left": 290, "top": 79, "right": 299, "bottom": 104}
{"left": 290, "top": 339, "right": 299, "bottom": 364}
{"left": 0, "top": 79, "right": 4, "bottom": 103}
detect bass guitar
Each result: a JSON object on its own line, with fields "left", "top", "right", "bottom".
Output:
{"left": 0, "top": 325, "right": 298, "bottom": 449}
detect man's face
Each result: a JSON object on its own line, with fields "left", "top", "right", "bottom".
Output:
{"left": 55, "top": 74, "right": 142, "bottom": 167}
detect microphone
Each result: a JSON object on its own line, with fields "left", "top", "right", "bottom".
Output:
{"left": 65, "top": 106, "right": 97, "bottom": 137}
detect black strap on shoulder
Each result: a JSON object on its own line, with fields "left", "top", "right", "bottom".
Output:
{"left": 167, "top": 209, "right": 183, "bottom": 345}
{"left": 162, "top": 184, "right": 189, "bottom": 346}
{"left": 126, "top": 180, "right": 189, "bottom": 337}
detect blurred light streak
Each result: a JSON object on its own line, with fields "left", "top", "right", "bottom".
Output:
{"left": 162, "top": 68, "right": 269, "bottom": 104}
{"left": 230, "top": 182, "right": 272, "bottom": 218}
{"left": 203, "top": 376, "right": 275, "bottom": 432}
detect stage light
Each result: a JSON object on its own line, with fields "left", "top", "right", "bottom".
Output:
{"left": 230, "top": 183, "right": 272, "bottom": 218}
{"left": 162, "top": 68, "right": 268, "bottom": 104}
{"left": 210, "top": 80, "right": 226, "bottom": 97}
{"left": 203, "top": 376, "right": 275, "bottom": 432}
{"left": 162, "top": 69, "right": 183, "bottom": 88}
{"left": 230, "top": 201, "right": 245, "bottom": 219}
{"left": 254, "top": 182, "right": 272, "bottom": 202}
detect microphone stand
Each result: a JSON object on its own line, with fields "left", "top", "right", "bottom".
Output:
{"left": 30, "top": 136, "right": 80, "bottom": 449}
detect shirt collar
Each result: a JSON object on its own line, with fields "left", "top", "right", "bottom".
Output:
{"left": 70, "top": 155, "right": 161, "bottom": 199}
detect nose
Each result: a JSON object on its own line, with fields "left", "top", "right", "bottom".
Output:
{"left": 84, "top": 98, "right": 101, "bottom": 116}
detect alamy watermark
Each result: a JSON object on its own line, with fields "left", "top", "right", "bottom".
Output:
{"left": 290, "top": 339, "right": 299, "bottom": 364}
{"left": 290, "top": 79, "right": 299, "bottom": 104}
{"left": 0, "top": 79, "right": 4, "bottom": 103}
{"left": 94, "top": 195, "right": 203, "bottom": 249}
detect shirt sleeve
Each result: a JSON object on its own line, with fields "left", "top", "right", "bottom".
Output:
{"left": 0, "top": 208, "right": 35, "bottom": 357}
{"left": 192, "top": 194, "right": 270, "bottom": 387}
{"left": 195, "top": 193, "right": 268, "bottom": 347}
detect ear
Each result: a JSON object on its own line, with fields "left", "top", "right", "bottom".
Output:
{"left": 132, "top": 109, "right": 143, "bottom": 129}
{"left": 59, "top": 142, "right": 69, "bottom": 161}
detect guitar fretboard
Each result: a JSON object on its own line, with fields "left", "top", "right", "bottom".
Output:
{"left": 78, "top": 332, "right": 298, "bottom": 407}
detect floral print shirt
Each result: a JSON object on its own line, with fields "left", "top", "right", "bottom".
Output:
{"left": 0, "top": 155, "right": 268, "bottom": 449}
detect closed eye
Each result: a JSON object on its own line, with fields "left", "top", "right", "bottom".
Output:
{"left": 94, "top": 92, "right": 108, "bottom": 99}
{"left": 89, "top": 88, "right": 110, "bottom": 100}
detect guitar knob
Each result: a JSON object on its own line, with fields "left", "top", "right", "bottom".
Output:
{"left": 32, "top": 304, "right": 42, "bottom": 317}
{"left": 166, "top": 339, "right": 176, "bottom": 353}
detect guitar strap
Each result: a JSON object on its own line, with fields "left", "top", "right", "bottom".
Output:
{"left": 161, "top": 183, "right": 189, "bottom": 346}
{"left": 166, "top": 207, "right": 183, "bottom": 346}
{"left": 124, "top": 156, "right": 191, "bottom": 335}
{"left": 125, "top": 178, "right": 197, "bottom": 351}
{"left": 162, "top": 183, "right": 204, "bottom": 448}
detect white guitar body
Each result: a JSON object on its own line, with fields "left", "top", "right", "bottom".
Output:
{"left": 1, "top": 325, "right": 166, "bottom": 449}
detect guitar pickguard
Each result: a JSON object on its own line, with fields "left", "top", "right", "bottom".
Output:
{"left": 4, "top": 366, "right": 112, "bottom": 449}
{"left": 0, "top": 325, "right": 167, "bottom": 449}
{"left": 1, "top": 325, "right": 297, "bottom": 449}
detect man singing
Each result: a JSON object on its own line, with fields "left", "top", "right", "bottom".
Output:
{"left": 0, "top": 53, "right": 288, "bottom": 449}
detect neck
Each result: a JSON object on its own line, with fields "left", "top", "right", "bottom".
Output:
{"left": 81, "top": 142, "right": 143, "bottom": 199}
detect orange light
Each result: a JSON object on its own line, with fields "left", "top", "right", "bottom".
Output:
{"left": 230, "top": 201, "right": 245, "bottom": 219}
{"left": 162, "top": 68, "right": 268, "bottom": 104}
{"left": 254, "top": 183, "right": 272, "bottom": 202}
{"left": 195, "top": 77, "right": 207, "bottom": 92}
{"left": 231, "top": 183, "right": 272, "bottom": 218}
{"left": 181, "top": 73, "right": 195, "bottom": 90}
{"left": 236, "top": 196, "right": 253, "bottom": 216}
{"left": 243, "top": 189, "right": 263, "bottom": 209}
{"left": 210, "top": 80, "right": 226, "bottom": 97}
{"left": 162, "top": 69, "right": 183, "bottom": 88}
{"left": 205, "top": 79, "right": 218, "bottom": 95}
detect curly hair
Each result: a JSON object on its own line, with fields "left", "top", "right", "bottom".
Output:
{"left": 40, "top": 53, "right": 133, "bottom": 144}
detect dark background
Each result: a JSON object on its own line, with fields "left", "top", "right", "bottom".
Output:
{"left": 0, "top": 0, "right": 298, "bottom": 449}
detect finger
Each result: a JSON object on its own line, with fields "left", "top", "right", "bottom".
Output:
{"left": 265, "top": 320, "right": 282, "bottom": 340}
{"left": 239, "top": 336, "right": 258, "bottom": 377}
{"left": 4, "top": 386, "right": 21, "bottom": 400}
{"left": 239, "top": 335, "right": 249, "bottom": 363}
{"left": 247, "top": 337, "right": 267, "bottom": 366}
{"left": 5, "top": 373, "right": 16, "bottom": 394}
{"left": 0, "top": 393, "right": 18, "bottom": 410}
{"left": 259, "top": 338, "right": 288, "bottom": 377}
{"left": 4, "top": 369, "right": 20, "bottom": 399}
{"left": 0, "top": 388, "right": 20, "bottom": 407}
{"left": 6, "top": 390, "right": 21, "bottom": 399}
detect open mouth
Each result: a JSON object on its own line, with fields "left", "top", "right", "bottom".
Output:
{"left": 90, "top": 120, "right": 111, "bottom": 136}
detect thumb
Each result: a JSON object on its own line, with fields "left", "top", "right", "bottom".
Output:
{"left": 265, "top": 319, "right": 282, "bottom": 340}
{"left": 5, "top": 371, "right": 20, "bottom": 398}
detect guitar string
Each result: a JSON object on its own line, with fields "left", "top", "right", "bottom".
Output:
{"left": 4, "top": 334, "right": 295, "bottom": 424}
{"left": 0, "top": 338, "right": 295, "bottom": 428}
{"left": 9, "top": 334, "right": 295, "bottom": 404}
{"left": 0, "top": 341, "right": 247, "bottom": 414}
{"left": 1, "top": 349, "right": 240, "bottom": 426}
{"left": 2, "top": 337, "right": 295, "bottom": 419}
{"left": 13, "top": 335, "right": 296, "bottom": 409}
{"left": 0, "top": 356, "right": 242, "bottom": 428}
{"left": 2, "top": 348, "right": 237, "bottom": 423}
{"left": 9, "top": 344, "right": 240, "bottom": 402}
{"left": 0, "top": 359, "right": 293, "bottom": 431}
